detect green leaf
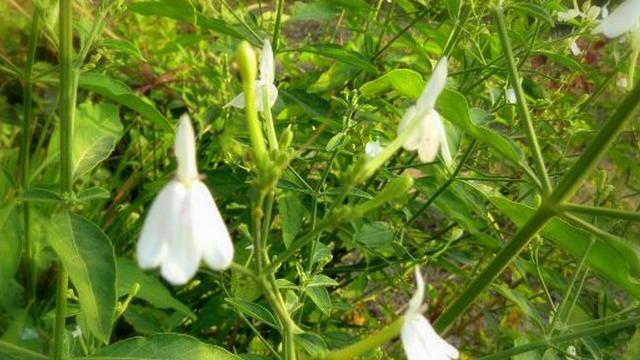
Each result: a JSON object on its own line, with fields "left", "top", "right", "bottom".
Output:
{"left": 21, "top": 187, "right": 63, "bottom": 204}
{"left": 354, "top": 221, "right": 395, "bottom": 252}
{"left": 489, "top": 196, "right": 640, "bottom": 301}
{"left": 623, "top": 327, "right": 640, "bottom": 360}
{"left": 100, "top": 39, "right": 146, "bottom": 61}
{"left": 225, "top": 298, "right": 281, "bottom": 330}
{"left": 116, "top": 258, "right": 196, "bottom": 319}
{"left": 509, "top": 3, "right": 554, "bottom": 26}
{"left": 48, "top": 211, "right": 117, "bottom": 342}
{"left": 305, "top": 286, "right": 332, "bottom": 316}
{"left": 360, "top": 69, "right": 424, "bottom": 99}
{"left": 76, "top": 187, "right": 111, "bottom": 202}
{"left": 299, "top": 44, "right": 377, "bottom": 74}
{"left": 291, "top": 2, "right": 337, "bottom": 21}
{"left": 87, "top": 333, "right": 241, "bottom": 360}
{"left": 325, "top": 132, "right": 347, "bottom": 151}
{"left": 78, "top": 73, "right": 171, "bottom": 131}
{"left": 308, "top": 274, "right": 339, "bottom": 287}
{"left": 493, "top": 284, "right": 543, "bottom": 329}
{"left": 0, "top": 340, "right": 47, "bottom": 360}
{"left": 0, "top": 205, "right": 21, "bottom": 298}
{"left": 277, "top": 191, "right": 305, "bottom": 248}
{"left": 534, "top": 51, "right": 584, "bottom": 73}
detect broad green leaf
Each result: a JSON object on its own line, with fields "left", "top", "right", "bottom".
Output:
{"left": 291, "top": 2, "right": 337, "bottom": 21}
{"left": 295, "top": 333, "right": 329, "bottom": 357}
{"left": 308, "top": 62, "right": 357, "bottom": 93}
{"left": 116, "top": 258, "right": 196, "bottom": 319}
{"left": 281, "top": 90, "right": 330, "bottom": 117}
{"left": 308, "top": 274, "right": 339, "bottom": 287}
{"left": 86, "top": 333, "right": 241, "bottom": 360}
{"left": 299, "top": 44, "right": 377, "bottom": 74}
{"left": 21, "top": 187, "right": 63, "bottom": 204}
{"left": 354, "top": 222, "right": 395, "bottom": 252}
{"left": 277, "top": 191, "right": 304, "bottom": 248}
{"left": 225, "top": 298, "right": 281, "bottom": 330}
{"left": 0, "top": 340, "right": 47, "bottom": 360}
{"left": 490, "top": 196, "right": 640, "bottom": 300}
{"left": 100, "top": 39, "right": 146, "bottom": 61}
{"left": 78, "top": 73, "right": 171, "bottom": 131}
{"left": 76, "top": 187, "right": 111, "bottom": 202}
{"left": 305, "top": 286, "right": 332, "bottom": 316}
{"left": 0, "top": 205, "right": 21, "bottom": 298}
{"left": 360, "top": 69, "right": 424, "bottom": 99}
{"left": 48, "top": 211, "right": 117, "bottom": 342}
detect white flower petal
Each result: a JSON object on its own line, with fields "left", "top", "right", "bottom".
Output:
{"left": 137, "top": 181, "right": 184, "bottom": 268}
{"left": 506, "top": 88, "right": 517, "bottom": 104}
{"left": 224, "top": 92, "right": 247, "bottom": 109}
{"left": 592, "top": 0, "right": 640, "bottom": 38}
{"left": 399, "top": 106, "right": 422, "bottom": 151}
{"left": 365, "top": 140, "right": 382, "bottom": 157}
{"left": 402, "top": 315, "right": 459, "bottom": 360}
{"left": 416, "top": 110, "right": 441, "bottom": 163}
{"left": 405, "top": 266, "right": 425, "bottom": 319}
{"left": 602, "top": 2, "right": 609, "bottom": 19}
{"left": 557, "top": 9, "right": 581, "bottom": 22}
{"left": 190, "top": 181, "right": 234, "bottom": 270}
{"left": 569, "top": 39, "right": 581, "bottom": 56}
{"left": 160, "top": 183, "right": 201, "bottom": 285}
{"left": 260, "top": 38, "right": 275, "bottom": 85}
{"left": 417, "top": 57, "right": 448, "bottom": 110}
{"left": 175, "top": 114, "right": 198, "bottom": 183}
{"left": 434, "top": 111, "right": 453, "bottom": 165}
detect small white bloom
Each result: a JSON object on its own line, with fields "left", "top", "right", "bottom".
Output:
{"left": 557, "top": 8, "right": 582, "bottom": 22}
{"left": 617, "top": 75, "right": 629, "bottom": 89}
{"left": 566, "top": 345, "right": 577, "bottom": 359}
{"left": 225, "top": 38, "right": 278, "bottom": 111}
{"left": 592, "top": 0, "right": 640, "bottom": 38}
{"left": 506, "top": 88, "right": 517, "bottom": 104}
{"left": 365, "top": 140, "right": 382, "bottom": 157}
{"left": 71, "top": 326, "right": 83, "bottom": 338}
{"left": 397, "top": 57, "right": 452, "bottom": 164}
{"left": 401, "top": 267, "right": 459, "bottom": 360}
{"left": 569, "top": 39, "right": 581, "bottom": 56}
{"left": 137, "top": 114, "right": 234, "bottom": 285}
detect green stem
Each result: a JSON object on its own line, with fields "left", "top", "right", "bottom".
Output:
{"left": 477, "top": 315, "right": 640, "bottom": 360}
{"left": 434, "top": 73, "right": 640, "bottom": 334}
{"left": 272, "top": 0, "right": 285, "bottom": 52}
{"left": 54, "top": 0, "right": 75, "bottom": 358}
{"left": 237, "top": 42, "right": 267, "bottom": 167}
{"left": 494, "top": 7, "right": 551, "bottom": 194}
{"left": 262, "top": 88, "right": 279, "bottom": 150}
{"left": 561, "top": 203, "right": 640, "bottom": 222}
{"left": 21, "top": 11, "right": 40, "bottom": 301}
{"left": 266, "top": 219, "right": 332, "bottom": 274}
{"left": 321, "top": 318, "right": 403, "bottom": 360}
{"left": 442, "top": 4, "right": 469, "bottom": 58}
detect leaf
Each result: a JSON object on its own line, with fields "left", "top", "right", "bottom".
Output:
{"left": 21, "top": 187, "right": 63, "bottom": 204}
{"left": 489, "top": 196, "right": 640, "bottom": 301}
{"left": 76, "top": 187, "right": 111, "bottom": 202}
{"left": 509, "top": 3, "right": 554, "bottom": 26}
{"left": 78, "top": 73, "right": 171, "bottom": 131}
{"left": 354, "top": 222, "right": 395, "bottom": 252}
{"left": 299, "top": 44, "right": 377, "bottom": 74}
{"left": 360, "top": 69, "right": 424, "bottom": 99}
{"left": 0, "top": 340, "right": 47, "bottom": 360}
{"left": 116, "top": 258, "right": 196, "bottom": 319}
{"left": 48, "top": 211, "right": 117, "bottom": 342}
{"left": 295, "top": 333, "right": 329, "bottom": 357}
{"left": 277, "top": 191, "right": 304, "bottom": 248}
{"left": 535, "top": 51, "right": 585, "bottom": 73}
{"left": 291, "top": 2, "right": 337, "bottom": 21}
{"left": 281, "top": 90, "right": 331, "bottom": 118}
{"left": 88, "top": 333, "right": 241, "bottom": 360}
{"left": 305, "top": 286, "right": 332, "bottom": 316}
{"left": 0, "top": 205, "right": 21, "bottom": 298}
{"left": 325, "top": 132, "right": 347, "bottom": 151}
{"left": 100, "top": 39, "right": 146, "bottom": 61}
{"left": 493, "top": 284, "right": 543, "bottom": 329}
{"left": 308, "top": 274, "right": 339, "bottom": 287}
{"left": 225, "top": 298, "right": 281, "bottom": 330}
{"left": 623, "top": 327, "right": 640, "bottom": 360}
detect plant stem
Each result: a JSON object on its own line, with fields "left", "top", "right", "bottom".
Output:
{"left": 21, "top": 11, "right": 40, "bottom": 301}
{"left": 321, "top": 318, "right": 403, "bottom": 360}
{"left": 272, "top": 0, "right": 285, "bottom": 51}
{"left": 494, "top": 7, "right": 551, "bottom": 194}
{"left": 262, "top": 89, "right": 279, "bottom": 150}
{"left": 561, "top": 203, "right": 640, "bottom": 222}
{"left": 54, "top": 0, "right": 75, "bottom": 358}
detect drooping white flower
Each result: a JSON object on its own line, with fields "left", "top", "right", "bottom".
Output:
{"left": 569, "top": 39, "right": 581, "bottom": 56}
{"left": 397, "top": 57, "right": 452, "bottom": 164}
{"left": 365, "top": 140, "right": 382, "bottom": 157}
{"left": 225, "top": 39, "right": 278, "bottom": 111}
{"left": 592, "top": 0, "right": 640, "bottom": 38}
{"left": 137, "top": 114, "right": 234, "bottom": 285}
{"left": 401, "top": 267, "right": 459, "bottom": 360}
{"left": 506, "top": 88, "right": 517, "bottom": 105}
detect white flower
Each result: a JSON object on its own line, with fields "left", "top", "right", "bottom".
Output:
{"left": 602, "top": 2, "right": 609, "bottom": 19}
{"left": 365, "top": 140, "right": 382, "bottom": 157}
{"left": 592, "top": 0, "right": 640, "bottom": 38}
{"left": 557, "top": 8, "right": 582, "bottom": 22}
{"left": 225, "top": 39, "right": 278, "bottom": 111}
{"left": 137, "top": 114, "right": 234, "bottom": 285}
{"left": 397, "top": 57, "right": 452, "bottom": 164}
{"left": 506, "top": 88, "right": 517, "bottom": 104}
{"left": 569, "top": 39, "right": 581, "bottom": 56}
{"left": 401, "top": 267, "right": 459, "bottom": 360}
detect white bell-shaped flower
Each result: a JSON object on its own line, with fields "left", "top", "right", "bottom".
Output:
{"left": 365, "top": 140, "right": 382, "bottom": 157}
{"left": 592, "top": 0, "right": 640, "bottom": 38}
{"left": 401, "top": 267, "right": 459, "bottom": 360}
{"left": 137, "top": 114, "right": 234, "bottom": 285}
{"left": 225, "top": 38, "right": 278, "bottom": 111}
{"left": 397, "top": 57, "right": 452, "bottom": 164}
